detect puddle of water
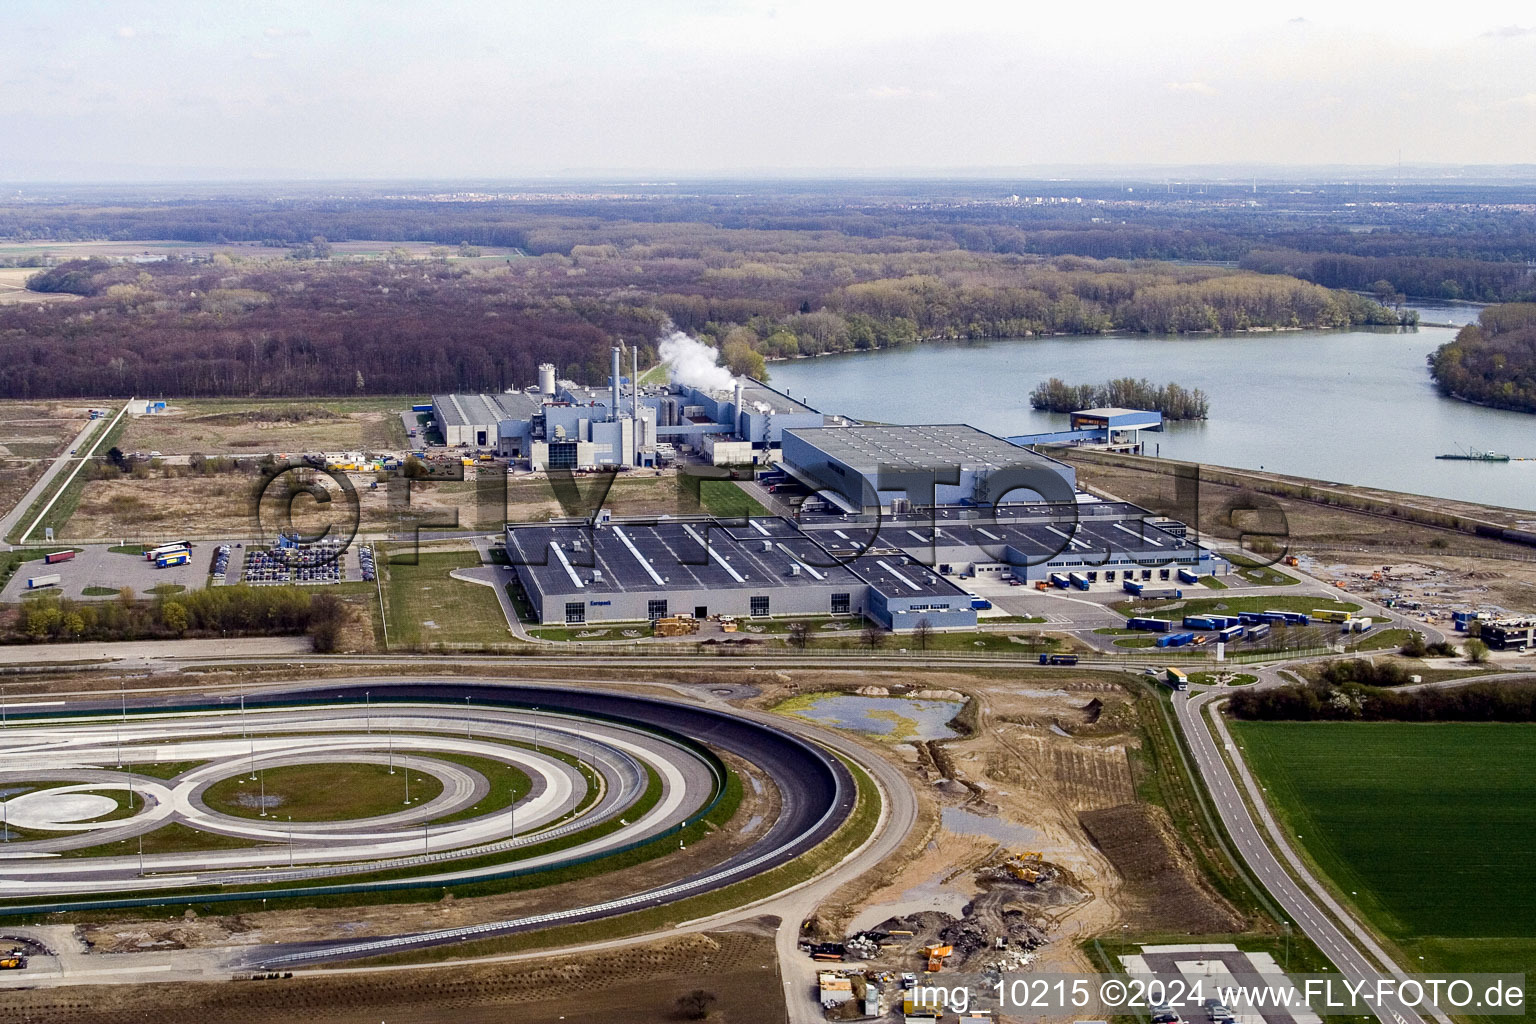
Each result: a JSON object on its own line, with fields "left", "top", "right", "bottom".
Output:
{"left": 785, "top": 694, "right": 964, "bottom": 740}
{"left": 941, "top": 806, "right": 1041, "bottom": 847}
{"left": 846, "top": 877, "right": 970, "bottom": 934}
{"left": 1014, "top": 688, "right": 1071, "bottom": 698}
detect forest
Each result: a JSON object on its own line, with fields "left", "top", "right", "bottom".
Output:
{"left": 3, "top": 232, "right": 1403, "bottom": 399}
{"left": 3, "top": 182, "right": 1534, "bottom": 301}
{"left": 1427, "top": 303, "right": 1536, "bottom": 414}
{"left": 1029, "top": 378, "right": 1209, "bottom": 419}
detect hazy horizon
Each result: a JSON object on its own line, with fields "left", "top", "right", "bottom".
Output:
{"left": 6, "top": 1, "right": 1536, "bottom": 182}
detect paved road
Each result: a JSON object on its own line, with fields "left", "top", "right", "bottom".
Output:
{"left": 1176, "top": 684, "right": 1453, "bottom": 1024}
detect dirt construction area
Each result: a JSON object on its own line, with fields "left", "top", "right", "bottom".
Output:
{"left": 759, "top": 668, "right": 1243, "bottom": 980}
{"left": 0, "top": 927, "right": 785, "bottom": 1024}
{"left": 118, "top": 399, "right": 410, "bottom": 455}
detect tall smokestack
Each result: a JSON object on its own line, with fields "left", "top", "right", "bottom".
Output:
{"left": 632, "top": 346, "right": 639, "bottom": 417}
{"left": 611, "top": 344, "right": 622, "bottom": 421}
{"left": 733, "top": 381, "right": 744, "bottom": 435}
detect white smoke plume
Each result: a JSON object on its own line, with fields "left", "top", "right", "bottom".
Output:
{"left": 657, "top": 331, "right": 736, "bottom": 393}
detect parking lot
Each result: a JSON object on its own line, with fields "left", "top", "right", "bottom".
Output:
{"left": 227, "top": 539, "right": 369, "bottom": 586}
{"left": 0, "top": 544, "right": 211, "bottom": 602}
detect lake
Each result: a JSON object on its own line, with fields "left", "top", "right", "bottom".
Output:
{"left": 768, "top": 325, "right": 1536, "bottom": 513}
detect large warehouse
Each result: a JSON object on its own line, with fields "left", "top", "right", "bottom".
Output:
{"left": 504, "top": 514, "right": 979, "bottom": 631}
{"left": 781, "top": 424, "right": 1077, "bottom": 512}
{"left": 796, "top": 499, "right": 1225, "bottom": 584}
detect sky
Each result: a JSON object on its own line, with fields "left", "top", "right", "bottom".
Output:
{"left": 5, "top": 0, "right": 1536, "bottom": 180}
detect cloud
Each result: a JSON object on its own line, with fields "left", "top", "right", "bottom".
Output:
{"left": 1166, "top": 81, "right": 1216, "bottom": 95}
{"left": 865, "top": 85, "right": 914, "bottom": 99}
{"left": 116, "top": 26, "right": 136, "bottom": 39}
{"left": 250, "top": 50, "right": 278, "bottom": 61}
{"left": 1482, "top": 25, "right": 1534, "bottom": 38}
{"left": 1504, "top": 92, "right": 1536, "bottom": 108}
{"left": 264, "top": 27, "right": 311, "bottom": 39}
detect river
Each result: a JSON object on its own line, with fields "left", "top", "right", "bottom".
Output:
{"left": 767, "top": 321, "right": 1536, "bottom": 513}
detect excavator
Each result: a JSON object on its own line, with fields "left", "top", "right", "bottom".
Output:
{"left": 1004, "top": 850, "right": 1045, "bottom": 884}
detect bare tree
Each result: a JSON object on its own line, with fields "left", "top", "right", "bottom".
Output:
{"left": 676, "top": 989, "right": 717, "bottom": 1019}
{"left": 787, "top": 621, "right": 810, "bottom": 650}
{"left": 860, "top": 622, "right": 887, "bottom": 651}
{"left": 913, "top": 617, "right": 933, "bottom": 651}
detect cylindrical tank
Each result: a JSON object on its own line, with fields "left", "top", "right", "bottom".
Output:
{"left": 538, "top": 363, "right": 556, "bottom": 396}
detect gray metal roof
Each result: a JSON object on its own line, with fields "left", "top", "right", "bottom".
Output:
{"left": 505, "top": 516, "right": 865, "bottom": 597}
{"left": 432, "top": 392, "right": 544, "bottom": 428}
{"left": 784, "top": 424, "right": 1067, "bottom": 475}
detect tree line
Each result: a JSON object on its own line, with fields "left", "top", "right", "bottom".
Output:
{"left": 3, "top": 229, "right": 1404, "bottom": 401}
{"left": 8, "top": 585, "right": 351, "bottom": 650}
{"left": 1427, "top": 303, "right": 1536, "bottom": 414}
{"left": 1227, "top": 661, "right": 1536, "bottom": 722}
{"left": 1029, "top": 378, "right": 1209, "bottom": 419}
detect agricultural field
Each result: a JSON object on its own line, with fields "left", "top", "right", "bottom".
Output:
{"left": 0, "top": 401, "right": 93, "bottom": 521}
{"left": 0, "top": 265, "right": 81, "bottom": 306}
{"left": 1232, "top": 722, "right": 1536, "bottom": 1006}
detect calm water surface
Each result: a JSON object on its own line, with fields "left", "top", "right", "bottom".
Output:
{"left": 768, "top": 325, "right": 1536, "bottom": 512}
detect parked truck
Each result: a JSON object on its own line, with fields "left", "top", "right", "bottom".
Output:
{"left": 1067, "top": 571, "right": 1090, "bottom": 591}
{"left": 156, "top": 552, "right": 190, "bottom": 568}
{"left": 25, "top": 574, "right": 61, "bottom": 590}
{"left": 1126, "top": 616, "right": 1174, "bottom": 632}
{"left": 43, "top": 550, "right": 75, "bottom": 565}
{"left": 145, "top": 542, "right": 189, "bottom": 562}
{"left": 1049, "top": 572, "right": 1070, "bottom": 589}
{"left": 1177, "top": 568, "right": 1201, "bottom": 584}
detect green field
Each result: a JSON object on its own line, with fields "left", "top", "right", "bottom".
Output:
{"left": 1115, "top": 594, "right": 1359, "bottom": 619}
{"left": 1233, "top": 722, "right": 1536, "bottom": 996}
{"left": 698, "top": 479, "right": 769, "bottom": 518}
{"left": 381, "top": 549, "right": 511, "bottom": 649}
{"left": 204, "top": 763, "right": 442, "bottom": 820}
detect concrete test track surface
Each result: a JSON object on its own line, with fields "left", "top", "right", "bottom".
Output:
{"left": 0, "top": 679, "right": 860, "bottom": 975}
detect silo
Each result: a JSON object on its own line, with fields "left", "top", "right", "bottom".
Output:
{"left": 538, "top": 363, "right": 556, "bottom": 396}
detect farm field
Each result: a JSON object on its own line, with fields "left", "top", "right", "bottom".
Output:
{"left": 1232, "top": 721, "right": 1536, "bottom": 1007}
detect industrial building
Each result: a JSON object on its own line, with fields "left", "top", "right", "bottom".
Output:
{"left": 1008, "top": 406, "right": 1165, "bottom": 453}
{"left": 430, "top": 347, "right": 825, "bottom": 471}
{"left": 1479, "top": 617, "right": 1536, "bottom": 651}
{"left": 796, "top": 498, "right": 1224, "bottom": 583}
{"left": 431, "top": 392, "right": 546, "bottom": 449}
{"left": 781, "top": 424, "right": 1077, "bottom": 512}
{"left": 504, "top": 513, "right": 979, "bottom": 631}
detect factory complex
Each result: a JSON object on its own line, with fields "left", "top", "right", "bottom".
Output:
{"left": 436, "top": 343, "right": 1231, "bottom": 632}
{"left": 432, "top": 345, "right": 824, "bottom": 471}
